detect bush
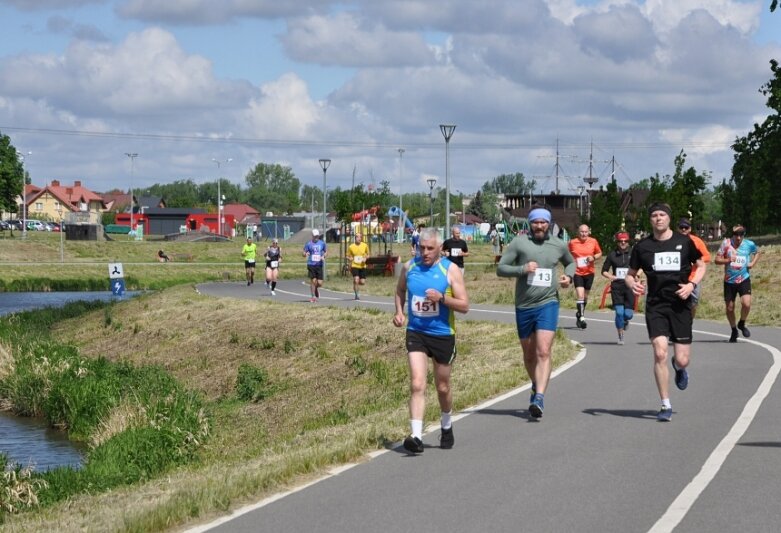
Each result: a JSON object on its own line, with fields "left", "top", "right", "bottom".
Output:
{"left": 235, "top": 363, "right": 273, "bottom": 402}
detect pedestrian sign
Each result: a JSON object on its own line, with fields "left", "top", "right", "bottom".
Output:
{"left": 108, "top": 263, "right": 124, "bottom": 279}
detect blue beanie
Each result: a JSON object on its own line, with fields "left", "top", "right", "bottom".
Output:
{"left": 528, "top": 208, "right": 552, "bottom": 223}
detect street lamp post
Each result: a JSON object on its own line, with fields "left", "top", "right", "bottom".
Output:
{"left": 427, "top": 177, "right": 437, "bottom": 229}
{"left": 318, "top": 159, "right": 331, "bottom": 282}
{"left": 17, "top": 150, "right": 32, "bottom": 239}
{"left": 439, "top": 124, "right": 456, "bottom": 237}
{"left": 125, "top": 153, "right": 138, "bottom": 234}
{"left": 398, "top": 148, "right": 405, "bottom": 243}
{"left": 212, "top": 158, "right": 232, "bottom": 236}
{"left": 319, "top": 159, "right": 331, "bottom": 233}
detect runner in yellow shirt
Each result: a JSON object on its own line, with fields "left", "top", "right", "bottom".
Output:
{"left": 347, "top": 233, "right": 370, "bottom": 300}
{"left": 241, "top": 237, "right": 258, "bottom": 286}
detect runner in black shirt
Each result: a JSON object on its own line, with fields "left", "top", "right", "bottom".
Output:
{"left": 625, "top": 203, "right": 706, "bottom": 422}
{"left": 600, "top": 232, "right": 635, "bottom": 345}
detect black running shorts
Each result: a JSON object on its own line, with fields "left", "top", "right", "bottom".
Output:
{"left": 406, "top": 330, "right": 456, "bottom": 365}
{"left": 645, "top": 299, "right": 693, "bottom": 344}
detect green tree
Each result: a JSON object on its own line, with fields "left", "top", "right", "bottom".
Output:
{"left": 245, "top": 163, "right": 301, "bottom": 215}
{"left": 0, "top": 132, "right": 24, "bottom": 221}
{"left": 481, "top": 172, "right": 536, "bottom": 195}
{"left": 666, "top": 150, "right": 709, "bottom": 223}
{"left": 467, "top": 190, "right": 490, "bottom": 221}
{"left": 586, "top": 181, "right": 624, "bottom": 250}
{"left": 722, "top": 59, "right": 781, "bottom": 233}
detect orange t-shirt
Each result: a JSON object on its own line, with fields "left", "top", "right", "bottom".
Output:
{"left": 568, "top": 237, "right": 602, "bottom": 276}
{"left": 688, "top": 234, "right": 710, "bottom": 281}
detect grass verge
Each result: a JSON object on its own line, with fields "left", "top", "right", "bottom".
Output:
{"left": 1, "top": 285, "right": 576, "bottom": 531}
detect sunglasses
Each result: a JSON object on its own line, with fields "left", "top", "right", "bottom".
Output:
{"left": 618, "top": 240, "right": 629, "bottom": 244}
{"left": 678, "top": 226, "right": 690, "bottom": 230}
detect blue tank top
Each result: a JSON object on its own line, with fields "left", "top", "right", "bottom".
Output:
{"left": 406, "top": 257, "right": 455, "bottom": 336}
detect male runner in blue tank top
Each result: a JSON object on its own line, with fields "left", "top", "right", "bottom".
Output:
{"left": 393, "top": 227, "right": 469, "bottom": 454}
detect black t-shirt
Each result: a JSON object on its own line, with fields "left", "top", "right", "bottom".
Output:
{"left": 442, "top": 238, "right": 468, "bottom": 268}
{"left": 601, "top": 248, "right": 632, "bottom": 292}
{"left": 629, "top": 232, "right": 702, "bottom": 304}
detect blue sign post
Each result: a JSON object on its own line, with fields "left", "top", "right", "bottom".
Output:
{"left": 111, "top": 278, "right": 126, "bottom": 297}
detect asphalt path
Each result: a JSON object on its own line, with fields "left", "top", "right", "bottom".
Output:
{"left": 191, "top": 280, "right": 781, "bottom": 533}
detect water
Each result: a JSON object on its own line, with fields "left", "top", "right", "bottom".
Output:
{"left": 0, "top": 291, "right": 138, "bottom": 470}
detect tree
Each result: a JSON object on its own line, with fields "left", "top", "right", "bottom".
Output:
{"left": 481, "top": 172, "right": 536, "bottom": 195}
{"left": 0, "top": 132, "right": 24, "bottom": 222}
{"left": 586, "top": 180, "right": 624, "bottom": 250}
{"left": 722, "top": 59, "right": 781, "bottom": 233}
{"left": 666, "top": 150, "right": 709, "bottom": 223}
{"left": 467, "top": 190, "right": 490, "bottom": 221}
{"left": 245, "top": 163, "right": 301, "bottom": 215}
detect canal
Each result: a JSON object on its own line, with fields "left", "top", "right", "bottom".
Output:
{"left": 1, "top": 291, "right": 136, "bottom": 470}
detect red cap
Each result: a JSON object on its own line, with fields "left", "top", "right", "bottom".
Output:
{"left": 615, "top": 232, "right": 629, "bottom": 241}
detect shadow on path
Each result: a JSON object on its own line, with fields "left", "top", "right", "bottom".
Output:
{"left": 582, "top": 408, "right": 659, "bottom": 420}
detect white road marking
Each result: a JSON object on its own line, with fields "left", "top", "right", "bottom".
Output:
{"left": 648, "top": 337, "right": 781, "bottom": 533}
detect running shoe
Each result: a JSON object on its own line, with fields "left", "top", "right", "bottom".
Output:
{"left": 309, "top": 297, "right": 317, "bottom": 303}
{"left": 403, "top": 435, "right": 424, "bottom": 454}
{"left": 529, "top": 383, "right": 537, "bottom": 405}
{"left": 271, "top": 290, "right": 276, "bottom": 296}
{"left": 354, "top": 295, "right": 360, "bottom": 300}
{"left": 617, "top": 338, "right": 624, "bottom": 345}
{"left": 671, "top": 357, "right": 689, "bottom": 390}
{"left": 578, "top": 317, "right": 588, "bottom": 329}
{"left": 529, "top": 395, "right": 544, "bottom": 419}
{"left": 729, "top": 328, "right": 738, "bottom": 343}
{"left": 247, "top": 281, "right": 251, "bottom": 286}
{"left": 439, "top": 427, "right": 454, "bottom": 449}
{"left": 738, "top": 321, "right": 751, "bottom": 338}
{"left": 657, "top": 407, "right": 672, "bottom": 422}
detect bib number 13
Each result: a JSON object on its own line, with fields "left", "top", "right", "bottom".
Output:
{"left": 527, "top": 268, "right": 553, "bottom": 287}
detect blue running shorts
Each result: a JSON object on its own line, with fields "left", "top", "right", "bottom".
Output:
{"left": 515, "top": 300, "right": 559, "bottom": 340}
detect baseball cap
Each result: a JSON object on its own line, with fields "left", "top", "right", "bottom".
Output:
{"left": 678, "top": 218, "right": 691, "bottom": 228}
{"left": 272, "top": 238, "right": 279, "bottom": 243}
{"left": 312, "top": 229, "right": 320, "bottom": 236}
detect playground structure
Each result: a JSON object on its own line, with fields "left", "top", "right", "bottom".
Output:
{"left": 338, "top": 207, "right": 400, "bottom": 277}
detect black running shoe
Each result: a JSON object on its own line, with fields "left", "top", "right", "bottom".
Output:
{"left": 440, "top": 427, "right": 454, "bottom": 449}
{"left": 738, "top": 321, "right": 751, "bottom": 338}
{"left": 403, "top": 435, "right": 424, "bottom": 454}
{"left": 729, "top": 328, "right": 738, "bottom": 343}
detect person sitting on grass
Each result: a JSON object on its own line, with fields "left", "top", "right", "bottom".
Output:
{"left": 157, "top": 250, "right": 171, "bottom": 262}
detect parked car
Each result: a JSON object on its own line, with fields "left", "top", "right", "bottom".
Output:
{"left": 6, "top": 219, "right": 23, "bottom": 230}
{"left": 49, "top": 222, "right": 61, "bottom": 232}
{"left": 0, "top": 220, "right": 9, "bottom": 231}
{"left": 26, "top": 220, "right": 46, "bottom": 231}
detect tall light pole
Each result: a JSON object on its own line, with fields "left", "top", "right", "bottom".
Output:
{"left": 440, "top": 124, "right": 456, "bottom": 237}
{"left": 397, "top": 148, "right": 405, "bottom": 243}
{"left": 125, "top": 153, "right": 138, "bottom": 234}
{"left": 212, "top": 158, "right": 232, "bottom": 236}
{"left": 427, "top": 177, "right": 437, "bottom": 228}
{"left": 17, "top": 150, "right": 31, "bottom": 239}
{"left": 319, "top": 159, "right": 331, "bottom": 232}
{"left": 318, "top": 159, "right": 331, "bottom": 282}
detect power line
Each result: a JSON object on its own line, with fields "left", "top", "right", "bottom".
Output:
{"left": 0, "top": 125, "right": 735, "bottom": 151}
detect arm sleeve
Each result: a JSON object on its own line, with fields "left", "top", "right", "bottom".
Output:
{"left": 562, "top": 246, "right": 576, "bottom": 278}
{"left": 601, "top": 254, "right": 612, "bottom": 274}
{"left": 496, "top": 242, "right": 524, "bottom": 277}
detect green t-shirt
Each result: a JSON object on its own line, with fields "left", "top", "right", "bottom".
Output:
{"left": 242, "top": 243, "right": 257, "bottom": 262}
{"left": 497, "top": 234, "right": 575, "bottom": 308}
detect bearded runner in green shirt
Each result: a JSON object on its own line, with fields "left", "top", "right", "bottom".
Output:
{"left": 497, "top": 207, "right": 575, "bottom": 419}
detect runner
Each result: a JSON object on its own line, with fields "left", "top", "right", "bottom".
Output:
{"left": 410, "top": 227, "right": 421, "bottom": 257}
{"left": 497, "top": 207, "right": 575, "bottom": 419}
{"left": 678, "top": 218, "right": 711, "bottom": 318}
{"left": 624, "top": 202, "right": 706, "bottom": 422}
{"left": 601, "top": 232, "right": 635, "bottom": 345}
{"left": 442, "top": 226, "right": 470, "bottom": 274}
{"left": 714, "top": 224, "right": 761, "bottom": 342}
{"left": 241, "top": 237, "right": 257, "bottom": 286}
{"left": 568, "top": 224, "right": 602, "bottom": 329}
{"left": 264, "top": 238, "right": 282, "bottom": 296}
{"left": 393, "top": 227, "right": 469, "bottom": 454}
{"left": 303, "top": 229, "right": 327, "bottom": 303}
{"left": 347, "top": 233, "right": 370, "bottom": 300}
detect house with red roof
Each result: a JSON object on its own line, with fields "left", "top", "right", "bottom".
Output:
{"left": 23, "top": 180, "right": 106, "bottom": 224}
{"left": 223, "top": 203, "right": 260, "bottom": 226}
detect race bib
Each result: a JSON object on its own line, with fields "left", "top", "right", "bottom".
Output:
{"left": 653, "top": 251, "right": 680, "bottom": 271}
{"left": 730, "top": 255, "right": 747, "bottom": 268}
{"left": 615, "top": 268, "right": 628, "bottom": 280}
{"left": 450, "top": 248, "right": 462, "bottom": 257}
{"left": 354, "top": 255, "right": 365, "bottom": 264}
{"left": 411, "top": 294, "right": 439, "bottom": 317}
{"left": 527, "top": 268, "right": 553, "bottom": 287}
{"left": 270, "top": 260, "right": 279, "bottom": 268}
{"left": 577, "top": 257, "right": 590, "bottom": 267}
{"left": 311, "top": 254, "right": 322, "bottom": 262}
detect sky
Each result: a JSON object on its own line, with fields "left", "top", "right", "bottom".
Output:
{"left": 1, "top": 0, "right": 780, "bottom": 204}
